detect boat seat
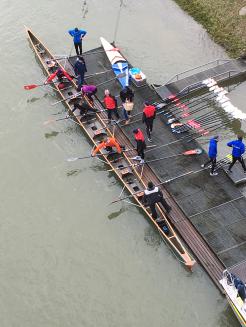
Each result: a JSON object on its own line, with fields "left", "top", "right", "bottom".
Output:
{"left": 92, "top": 129, "right": 107, "bottom": 140}
{"left": 118, "top": 166, "right": 133, "bottom": 178}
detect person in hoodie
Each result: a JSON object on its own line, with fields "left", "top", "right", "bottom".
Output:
{"left": 81, "top": 84, "right": 97, "bottom": 104}
{"left": 68, "top": 27, "right": 87, "bottom": 55}
{"left": 201, "top": 136, "right": 219, "bottom": 176}
{"left": 227, "top": 135, "right": 246, "bottom": 173}
{"left": 143, "top": 181, "right": 171, "bottom": 219}
{"left": 74, "top": 56, "right": 87, "bottom": 91}
{"left": 132, "top": 128, "right": 146, "bottom": 164}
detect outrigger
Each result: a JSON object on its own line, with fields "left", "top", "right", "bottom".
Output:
{"left": 25, "top": 27, "right": 195, "bottom": 270}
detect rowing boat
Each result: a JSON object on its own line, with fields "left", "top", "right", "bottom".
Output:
{"left": 26, "top": 27, "right": 195, "bottom": 270}
{"left": 100, "top": 36, "right": 129, "bottom": 88}
{"left": 220, "top": 266, "right": 246, "bottom": 327}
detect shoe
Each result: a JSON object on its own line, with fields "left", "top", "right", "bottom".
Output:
{"left": 116, "top": 119, "right": 120, "bottom": 123}
{"left": 201, "top": 164, "right": 205, "bottom": 168}
{"left": 140, "top": 159, "right": 145, "bottom": 164}
{"left": 210, "top": 172, "right": 218, "bottom": 176}
{"left": 147, "top": 138, "right": 153, "bottom": 143}
{"left": 156, "top": 217, "right": 164, "bottom": 223}
{"left": 132, "top": 156, "right": 141, "bottom": 161}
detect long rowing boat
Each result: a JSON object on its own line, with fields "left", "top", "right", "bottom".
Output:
{"left": 100, "top": 36, "right": 129, "bottom": 88}
{"left": 26, "top": 27, "right": 195, "bottom": 270}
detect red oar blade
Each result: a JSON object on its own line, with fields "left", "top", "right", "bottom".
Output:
{"left": 107, "top": 47, "right": 120, "bottom": 51}
{"left": 24, "top": 84, "right": 38, "bottom": 90}
{"left": 183, "top": 149, "right": 203, "bottom": 156}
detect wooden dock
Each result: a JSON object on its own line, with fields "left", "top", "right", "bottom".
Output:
{"left": 64, "top": 48, "right": 246, "bottom": 291}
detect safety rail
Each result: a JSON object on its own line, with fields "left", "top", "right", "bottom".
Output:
{"left": 164, "top": 59, "right": 232, "bottom": 85}
{"left": 177, "top": 69, "right": 240, "bottom": 96}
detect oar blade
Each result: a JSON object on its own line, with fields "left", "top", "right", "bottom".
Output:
{"left": 66, "top": 157, "right": 79, "bottom": 162}
{"left": 24, "top": 84, "right": 37, "bottom": 90}
{"left": 183, "top": 148, "right": 203, "bottom": 156}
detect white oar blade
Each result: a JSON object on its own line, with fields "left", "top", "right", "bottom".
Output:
{"left": 66, "top": 157, "right": 79, "bottom": 162}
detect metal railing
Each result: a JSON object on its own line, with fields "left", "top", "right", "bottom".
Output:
{"left": 177, "top": 69, "right": 240, "bottom": 96}
{"left": 164, "top": 59, "right": 233, "bottom": 85}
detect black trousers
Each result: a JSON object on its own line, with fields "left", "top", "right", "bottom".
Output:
{"left": 149, "top": 198, "right": 171, "bottom": 219}
{"left": 74, "top": 42, "right": 82, "bottom": 55}
{"left": 145, "top": 118, "right": 154, "bottom": 138}
{"left": 229, "top": 156, "right": 246, "bottom": 172}
{"left": 107, "top": 108, "right": 120, "bottom": 121}
{"left": 203, "top": 157, "right": 216, "bottom": 173}
{"left": 137, "top": 142, "right": 146, "bottom": 159}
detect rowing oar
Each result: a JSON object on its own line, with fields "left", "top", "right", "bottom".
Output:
{"left": 24, "top": 80, "right": 62, "bottom": 90}
{"left": 107, "top": 149, "right": 203, "bottom": 172}
{"left": 109, "top": 170, "right": 193, "bottom": 205}
{"left": 66, "top": 147, "right": 141, "bottom": 162}
{"left": 51, "top": 72, "right": 127, "bottom": 106}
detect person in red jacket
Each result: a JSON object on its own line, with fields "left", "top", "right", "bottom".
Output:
{"left": 45, "top": 68, "right": 73, "bottom": 89}
{"left": 92, "top": 136, "right": 122, "bottom": 156}
{"left": 142, "top": 101, "right": 156, "bottom": 142}
{"left": 132, "top": 128, "right": 146, "bottom": 164}
{"left": 103, "top": 89, "right": 120, "bottom": 124}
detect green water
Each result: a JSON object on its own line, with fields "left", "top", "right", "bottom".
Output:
{"left": 0, "top": 0, "right": 242, "bottom": 326}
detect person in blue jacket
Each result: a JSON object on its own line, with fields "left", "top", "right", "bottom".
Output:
{"left": 68, "top": 27, "right": 87, "bottom": 55}
{"left": 74, "top": 56, "right": 87, "bottom": 91}
{"left": 227, "top": 135, "right": 246, "bottom": 173}
{"left": 201, "top": 136, "right": 219, "bottom": 176}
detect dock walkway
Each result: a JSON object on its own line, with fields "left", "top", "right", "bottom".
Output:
{"left": 73, "top": 47, "right": 246, "bottom": 290}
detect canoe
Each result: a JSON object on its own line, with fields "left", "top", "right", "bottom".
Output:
{"left": 26, "top": 27, "right": 195, "bottom": 270}
{"left": 100, "top": 37, "right": 129, "bottom": 88}
{"left": 220, "top": 268, "right": 246, "bottom": 327}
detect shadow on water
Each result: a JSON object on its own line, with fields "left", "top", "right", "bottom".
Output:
{"left": 218, "top": 304, "right": 240, "bottom": 327}
{"left": 144, "top": 226, "right": 162, "bottom": 249}
{"left": 108, "top": 206, "right": 127, "bottom": 220}
{"left": 66, "top": 169, "right": 82, "bottom": 177}
{"left": 44, "top": 131, "right": 59, "bottom": 139}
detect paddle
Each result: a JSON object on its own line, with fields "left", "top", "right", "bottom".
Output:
{"left": 109, "top": 170, "right": 193, "bottom": 205}
{"left": 107, "top": 148, "right": 203, "bottom": 172}
{"left": 95, "top": 72, "right": 127, "bottom": 87}
{"left": 66, "top": 145, "right": 156, "bottom": 162}
{"left": 24, "top": 81, "right": 60, "bottom": 90}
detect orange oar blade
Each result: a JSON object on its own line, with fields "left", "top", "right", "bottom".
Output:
{"left": 24, "top": 84, "right": 38, "bottom": 90}
{"left": 183, "top": 149, "right": 203, "bottom": 156}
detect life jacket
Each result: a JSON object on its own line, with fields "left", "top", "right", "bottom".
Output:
{"left": 134, "top": 129, "right": 145, "bottom": 142}
{"left": 104, "top": 95, "right": 116, "bottom": 109}
{"left": 143, "top": 105, "right": 156, "bottom": 118}
{"left": 93, "top": 137, "right": 121, "bottom": 156}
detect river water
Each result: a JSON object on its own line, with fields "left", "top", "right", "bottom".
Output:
{"left": 0, "top": 0, "right": 243, "bottom": 326}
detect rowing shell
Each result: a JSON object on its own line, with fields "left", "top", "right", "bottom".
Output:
{"left": 100, "top": 36, "right": 129, "bottom": 88}
{"left": 26, "top": 27, "right": 195, "bottom": 270}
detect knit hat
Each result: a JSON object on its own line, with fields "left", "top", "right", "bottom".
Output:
{"left": 133, "top": 129, "right": 138, "bottom": 134}
{"left": 147, "top": 181, "right": 154, "bottom": 190}
{"left": 104, "top": 89, "right": 110, "bottom": 95}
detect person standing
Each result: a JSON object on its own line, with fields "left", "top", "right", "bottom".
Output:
{"left": 227, "top": 136, "right": 246, "bottom": 173}
{"left": 201, "top": 136, "right": 219, "bottom": 176}
{"left": 142, "top": 101, "right": 156, "bottom": 142}
{"left": 120, "top": 86, "right": 134, "bottom": 124}
{"left": 74, "top": 56, "right": 87, "bottom": 91}
{"left": 132, "top": 128, "right": 146, "bottom": 164}
{"left": 143, "top": 181, "right": 171, "bottom": 219}
{"left": 68, "top": 27, "right": 87, "bottom": 55}
{"left": 103, "top": 90, "right": 120, "bottom": 124}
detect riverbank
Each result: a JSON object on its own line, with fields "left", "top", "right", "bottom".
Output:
{"left": 174, "top": 0, "right": 246, "bottom": 57}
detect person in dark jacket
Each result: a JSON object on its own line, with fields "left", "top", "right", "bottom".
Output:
{"left": 120, "top": 86, "right": 134, "bottom": 103}
{"left": 227, "top": 135, "right": 246, "bottom": 173}
{"left": 143, "top": 181, "right": 171, "bottom": 219}
{"left": 103, "top": 89, "right": 120, "bottom": 124}
{"left": 71, "top": 99, "right": 94, "bottom": 118}
{"left": 74, "top": 56, "right": 87, "bottom": 91}
{"left": 132, "top": 128, "right": 146, "bottom": 164}
{"left": 68, "top": 27, "right": 87, "bottom": 55}
{"left": 201, "top": 136, "right": 219, "bottom": 176}
{"left": 142, "top": 101, "right": 156, "bottom": 142}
